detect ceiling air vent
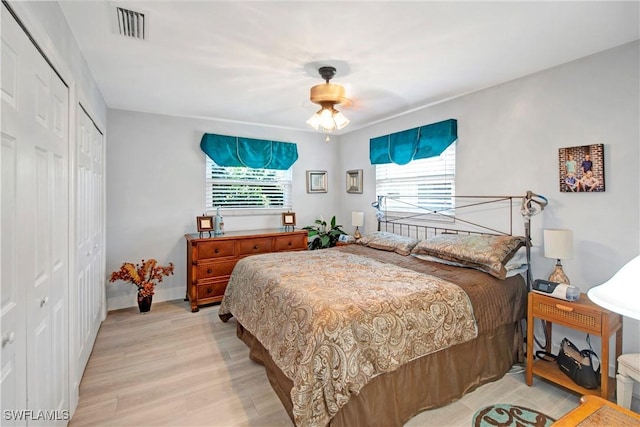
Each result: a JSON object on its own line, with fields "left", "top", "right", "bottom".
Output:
{"left": 114, "top": 6, "right": 146, "bottom": 40}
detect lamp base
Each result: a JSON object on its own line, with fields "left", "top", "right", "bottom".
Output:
{"left": 353, "top": 227, "right": 362, "bottom": 239}
{"left": 549, "top": 262, "right": 570, "bottom": 285}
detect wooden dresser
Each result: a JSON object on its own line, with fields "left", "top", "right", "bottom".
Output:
{"left": 185, "top": 229, "right": 308, "bottom": 312}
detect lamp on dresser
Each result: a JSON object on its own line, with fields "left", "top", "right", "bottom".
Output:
{"left": 543, "top": 229, "right": 573, "bottom": 284}
{"left": 588, "top": 254, "right": 640, "bottom": 411}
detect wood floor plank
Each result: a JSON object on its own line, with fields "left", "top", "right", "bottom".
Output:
{"left": 70, "top": 300, "right": 580, "bottom": 426}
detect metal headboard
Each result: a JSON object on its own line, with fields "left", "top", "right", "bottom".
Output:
{"left": 373, "top": 192, "right": 548, "bottom": 291}
{"left": 376, "top": 195, "right": 520, "bottom": 236}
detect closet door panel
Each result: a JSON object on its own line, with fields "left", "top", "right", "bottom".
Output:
{"left": 1, "top": 35, "right": 18, "bottom": 109}
{"left": 26, "top": 51, "right": 70, "bottom": 420}
{"left": 1, "top": 10, "right": 28, "bottom": 423}
{"left": 1, "top": 133, "right": 25, "bottom": 426}
{"left": 2, "top": 7, "right": 70, "bottom": 423}
{"left": 75, "top": 108, "right": 103, "bottom": 377}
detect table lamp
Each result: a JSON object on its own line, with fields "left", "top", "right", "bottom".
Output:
{"left": 352, "top": 211, "right": 364, "bottom": 239}
{"left": 588, "top": 254, "right": 640, "bottom": 410}
{"left": 543, "top": 229, "right": 573, "bottom": 284}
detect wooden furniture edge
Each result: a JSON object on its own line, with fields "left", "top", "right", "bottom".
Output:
{"left": 552, "top": 394, "right": 640, "bottom": 425}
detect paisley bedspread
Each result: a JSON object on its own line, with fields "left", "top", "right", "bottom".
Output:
{"left": 219, "top": 250, "right": 478, "bottom": 427}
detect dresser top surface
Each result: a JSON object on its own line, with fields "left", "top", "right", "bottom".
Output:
{"left": 185, "top": 228, "right": 308, "bottom": 242}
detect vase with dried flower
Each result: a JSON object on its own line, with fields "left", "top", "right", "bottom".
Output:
{"left": 109, "top": 259, "right": 174, "bottom": 313}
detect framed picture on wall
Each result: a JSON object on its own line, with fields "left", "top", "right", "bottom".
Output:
{"left": 558, "top": 144, "right": 605, "bottom": 192}
{"left": 346, "top": 169, "right": 363, "bottom": 193}
{"left": 306, "top": 170, "right": 328, "bottom": 193}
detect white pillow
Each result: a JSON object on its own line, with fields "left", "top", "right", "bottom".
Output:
{"left": 505, "top": 248, "right": 527, "bottom": 271}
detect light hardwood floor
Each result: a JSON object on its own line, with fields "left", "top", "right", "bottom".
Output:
{"left": 70, "top": 300, "right": 582, "bottom": 426}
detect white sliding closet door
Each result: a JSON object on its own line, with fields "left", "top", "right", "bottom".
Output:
{"left": 75, "top": 107, "right": 104, "bottom": 376}
{"left": 28, "top": 50, "right": 70, "bottom": 423}
{"left": 1, "top": 7, "right": 69, "bottom": 425}
{"left": 1, "top": 8, "right": 28, "bottom": 423}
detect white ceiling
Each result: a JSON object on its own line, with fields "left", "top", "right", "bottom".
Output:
{"left": 59, "top": 1, "right": 639, "bottom": 134}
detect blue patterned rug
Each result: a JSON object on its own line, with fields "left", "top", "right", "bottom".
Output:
{"left": 472, "top": 404, "right": 555, "bottom": 427}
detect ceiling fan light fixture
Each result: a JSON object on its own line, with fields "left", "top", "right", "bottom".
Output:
{"left": 319, "top": 109, "right": 337, "bottom": 133}
{"left": 306, "top": 102, "right": 349, "bottom": 133}
{"left": 333, "top": 110, "right": 349, "bottom": 130}
{"left": 307, "top": 66, "right": 351, "bottom": 134}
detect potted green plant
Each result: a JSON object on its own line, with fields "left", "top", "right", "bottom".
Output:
{"left": 303, "top": 216, "right": 346, "bottom": 250}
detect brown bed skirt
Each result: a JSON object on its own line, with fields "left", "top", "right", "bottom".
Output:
{"left": 236, "top": 320, "right": 523, "bottom": 427}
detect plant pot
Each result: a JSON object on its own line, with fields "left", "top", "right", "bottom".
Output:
{"left": 137, "top": 293, "right": 152, "bottom": 313}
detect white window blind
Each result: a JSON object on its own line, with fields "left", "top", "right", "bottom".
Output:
{"left": 205, "top": 157, "right": 292, "bottom": 210}
{"left": 375, "top": 142, "right": 455, "bottom": 215}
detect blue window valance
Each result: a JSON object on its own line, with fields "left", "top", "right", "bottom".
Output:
{"left": 369, "top": 119, "right": 457, "bottom": 165}
{"left": 200, "top": 133, "right": 298, "bottom": 170}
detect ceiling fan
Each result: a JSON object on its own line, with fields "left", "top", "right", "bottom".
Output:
{"left": 306, "top": 66, "right": 352, "bottom": 138}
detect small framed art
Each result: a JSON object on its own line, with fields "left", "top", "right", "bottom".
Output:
{"left": 197, "top": 216, "right": 214, "bottom": 235}
{"left": 558, "top": 144, "right": 605, "bottom": 192}
{"left": 306, "top": 170, "right": 328, "bottom": 193}
{"left": 346, "top": 169, "right": 363, "bottom": 193}
{"left": 282, "top": 212, "right": 296, "bottom": 231}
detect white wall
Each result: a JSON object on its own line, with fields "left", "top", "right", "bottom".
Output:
{"left": 337, "top": 41, "right": 640, "bottom": 355}
{"left": 106, "top": 111, "right": 341, "bottom": 309}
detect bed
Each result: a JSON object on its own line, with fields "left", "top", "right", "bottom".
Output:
{"left": 219, "top": 195, "right": 541, "bottom": 427}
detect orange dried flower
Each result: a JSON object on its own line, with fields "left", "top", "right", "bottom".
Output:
{"left": 109, "top": 259, "right": 174, "bottom": 297}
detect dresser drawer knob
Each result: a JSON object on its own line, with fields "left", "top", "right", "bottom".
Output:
{"left": 556, "top": 303, "right": 574, "bottom": 312}
{"left": 207, "top": 287, "right": 212, "bottom": 294}
{"left": 288, "top": 241, "right": 292, "bottom": 246}
{"left": 254, "top": 245, "right": 259, "bottom": 250}
{"left": 215, "top": 249, "right": 220, "bottom": 253}
{"left": 207, "top": 268, "right": 213, "bottom": 274}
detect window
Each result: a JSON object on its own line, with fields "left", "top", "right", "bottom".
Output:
{"left": 375, "top": 142, "right": 455, "bottom": 216}
{"left": 205, "top": 157, "right": 292, "bottom": 211}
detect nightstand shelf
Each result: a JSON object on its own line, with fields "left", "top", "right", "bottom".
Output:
{"left": 526, "top": 292, "right": 623, "bottom": 399}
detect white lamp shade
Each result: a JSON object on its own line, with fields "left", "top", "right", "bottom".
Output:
{"left": 588, "top": 255, "right": 640, "bottom": 320}
{"left": 543, "top": 229, "right": 573, "bottom": 260}
{"left": 306, "top": 113, "right": 321, "bottom": 130}
{"left": 319, "top": 108, "right": 337, "bottom": 132}
{"left": 333, "top": 111, "right": 350, "bottom": 129}
{"left": 352, "top": 211, "right": 364, "bottom": 227}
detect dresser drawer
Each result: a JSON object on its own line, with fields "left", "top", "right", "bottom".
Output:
{"left": 238, "top": 237, "right": 272, "bottom": 255}
{"left": 196, "top": 240, "right": 235, "bottom": 259}
{"left": 196, "top": 260, "right": 237, "bottom": 280}
{"left": 532, "top": 296, "right": 602, "bottom": 334}
{"left": 274, "top": 233, "right": 307, "bottom": 251}
{"left": 196, "top": 281, "right": 228, "bottom": 301}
